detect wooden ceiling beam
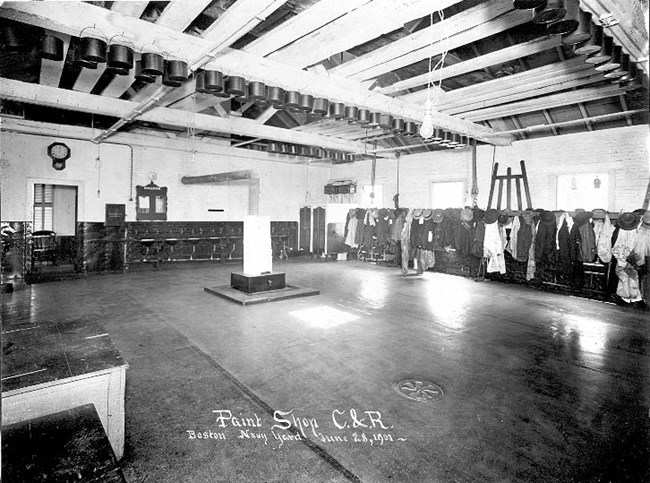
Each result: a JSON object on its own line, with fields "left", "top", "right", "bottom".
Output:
{"left": 244, "top": 0, "right": 372, "bottom": 57}
{"left": 256, "top": 107, "right": 278, "bottom": 124}
{"left": 156, "top": 0, "right": 213, "bottom": 31}
{"left": 110, "top": 1, "right": 149, "bottom": 18}
{"left": 265, "top": 0, "right": 463, "bottom": 68}
{"left": 0, "top": 78, "right": 368, "bottom": 153}
{"left": 376, "top": 35, "right": 562, "bottom": 95}
{"left": 462, "top": 84, "right": 627, "bottom": 122}
{"left": 331, "top": 1, "right": 533, "bottom": 81}
{"left": 72, "top": 64, "right": 107, "bottom": 93}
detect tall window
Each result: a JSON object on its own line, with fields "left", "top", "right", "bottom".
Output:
{"left": 556, "top": 173, "right": 609, "bottom": 210}
{"left": 33, "top": 184, "right": 54, "bottom": 231}
{"left": 431, "top": 181, "right": 465, "bottom": 209}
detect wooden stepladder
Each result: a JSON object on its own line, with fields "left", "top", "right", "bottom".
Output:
{"left": 487, "top": 160, "right": 533, "bottom": 211}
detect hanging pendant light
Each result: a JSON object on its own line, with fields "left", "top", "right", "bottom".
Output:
{"left": 357, "top": 109, "right": 371, "bottom": 125}
{"left": 329, "top": 102, "right": 345, "bottom": 119}
{"left": 73, "top": 42, "right": 97, "bottom": 69}
{"left": 512, "top": 0, "right": 546, "bottom": 9}
{"left": 79, "top": 27, "right": 107, "bottom": 63}
{"left": 344, "top": 106, "right": 359, "bottom": 122}
{"left": 135, "top": 60, "right": 156, "bottom": 84}
{"left": 419, "top": 100, "right": 434, "bottom": 139}
{"left": 367, "top": 112, "right": 382, "bottom": 128}
{"left": 299, "top": 94, "right": 314, "bottom": 112}
{"left": 312, "top": 97, "right": 329, "bottom": 115}
{"left": 594, "top": 44, "right": 622, "bottom": 72}
{"left": 391, "top": 118, "right": 405, "bottom": 133}
{"left": 533, "top": 0, "right": 567, "bottom": 25}
{"left": 379, "top": 114, "right": 393, "bottom": 130}
{"left": 248, "top": 81, "right": 266, "bottom": 100}
{"left": 604, "top": 53, "right": 630, "bottom": 79}
{"left": 41, "top": 34, "right": 64, "bottom": 61}
{"left": 574, "top": 23, "right": 603, "bottom": 55}
{"left": 547, "top": 0, "right": 579, "bottom": 36}
{"left": 267, "top": 86, "right": 285, "bottom": 106}
{"left": 165, "top": 58, "right": 188, "bottom": 81}
{"left": 141, "top": 52, "right": 164, "bottom": 76}
{"left": 562, "top": 9, "right": 592, "bottom": 45}
{"left": 403, "top": 121, "right": 417, "bottom": 137}
{"left": 107, "top": 35, "right": 134, "bottom": 71}
{"left": 585, "top": 34, "right": 613, "bottom": 65}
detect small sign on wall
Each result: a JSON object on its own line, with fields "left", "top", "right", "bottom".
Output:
{"left": 105, "top": 204, "right": 126, "bottom": 226}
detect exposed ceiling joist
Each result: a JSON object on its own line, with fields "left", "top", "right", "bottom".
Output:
{"left": 156, "top": 0, "right": 213, "bottom": 31}
{"left": 331, "top": 0, "right": 533, "bottom": 81}
{"left": 266, "top": 0, "right": 463, "bottom": 68}
{"left": 101, "top": 72, "right": 136, "bottom": 98}
{"left": 0, "top": 78, "right": 369, "bottom": 153}
{"left": 244, "top": 0, "right": 372, "bottom": 57}
{"left": 72, "top": 63, "right": 107, "bottom": 93}
{"left": 376, "top": 35, "right": 562, "bottom": 95}
{"left": 256, "top": 107, "right": 278, "bottom": 124}
{"left": 462, "top": 84, "right": 628, "bottom": 122}
{"left": 110, "top": 1, "right": 149, "bottom": 18}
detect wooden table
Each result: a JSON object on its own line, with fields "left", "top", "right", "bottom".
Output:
{"left": 1, "top": 318, "right": 128, "bottom": 459}
{"left": 1, "top": 403, "right": 127, "bottom": 482}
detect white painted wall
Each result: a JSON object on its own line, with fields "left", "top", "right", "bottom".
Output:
{"left": 0, "top": 131, "right": 330, "bottom": 223}
{"left": 330, "top": 125, "right": 650, "bottom": 212}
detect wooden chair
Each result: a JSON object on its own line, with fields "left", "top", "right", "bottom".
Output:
{"left": 31, "top": 230, "right": 57, "bottom": 267}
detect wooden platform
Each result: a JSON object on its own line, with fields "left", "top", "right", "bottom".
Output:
{"left": 1, "top": 404, "right": 126, "bottom": 482}
{"left": 1, "top": 318, "right": 128, "bottom": 459}
{"left": 204, "top": 284, "right": 319, "bottom": 306}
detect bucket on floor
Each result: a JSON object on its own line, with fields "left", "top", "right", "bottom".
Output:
{"left": 337, "top": 252, "right": 348, "bottom": 261}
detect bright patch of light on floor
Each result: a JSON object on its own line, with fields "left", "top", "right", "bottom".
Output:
{"left": 563, "top": 314, "right": 611, "bottom": 356}
{"left": 423, "top": 278, "right": 469, "bottom": 329}
{"left": 289, "top": 306, "right": 360, "bottom": 329}
{"left": 359, "top": 274, "right": 388, "bottom": 309}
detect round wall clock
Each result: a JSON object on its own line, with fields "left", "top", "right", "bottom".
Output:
{"left": 47, "top": 142, "right": 71, "bottom": 170}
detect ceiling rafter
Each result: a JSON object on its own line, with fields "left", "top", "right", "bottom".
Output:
{"left": 110, "top": 1, "right": 149, "bottom": 18}
{"left": 155, "top": 0, "right": 214, "bottom": 32}
{"left": 0, "top": 78, "right": 369, "bottom": 153}
{"left": 331, "top": 0, "right": 533, "bottom": 81}
{"left": 39, "top": 30, "right": 70, "bottom": 87}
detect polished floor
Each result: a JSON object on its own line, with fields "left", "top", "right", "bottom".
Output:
{"left": 2, "top": 259, "right": 649, "bottom": 483}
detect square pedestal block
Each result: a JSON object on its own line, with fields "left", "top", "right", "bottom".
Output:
{"left": 231, "top": 272, "right": 286, "bottom": 294}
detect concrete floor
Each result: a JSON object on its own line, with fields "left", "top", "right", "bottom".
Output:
{"left": 2, "top": 259, "right": 649, "bottom": 483}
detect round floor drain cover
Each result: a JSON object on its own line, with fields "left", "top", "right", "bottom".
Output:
{"left": 394, "top": 379, "right": 444, "bottom": 402}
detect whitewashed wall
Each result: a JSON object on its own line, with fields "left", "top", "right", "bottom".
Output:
{"left": 0, "top": 131, "right": 330, "bottom": 222}
{"left": 330, "top": 125, "right": 650, "bottom": 212}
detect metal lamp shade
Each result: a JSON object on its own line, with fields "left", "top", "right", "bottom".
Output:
{"left": 299, "top": 94, "right": 314, "bottom": 112}
{"left": 162, "top": 67, "right": 182, "bottom": 87}
{"left": 203, "top": 70, "right": 224, "bottom": 91}
{"left": 533, "top": 0, "right": 566, "bottom": 25}
{"left": 248, "top": 81, "right": 266, "bottom": 100}
{"left": 284, "top": 91, "right": 301, "bottom": 109}
{"left": 329, "top": 102, "right": 345, "bottom": 119}
{"left": 225, "top": 76, "right": 246, "bottom": 96}
{"left": 73, "top": 44, "right": 98, "bottom": 69}
{"left": 403, "top": 121, "right": 417, "bottom": 136}
{"left": 357, "top": 109, "right": 371, "bottom": 124}
{"left": 108, "top": 43, "right": 133, "bottom": 70}
{"left": 141, "top": 52, "right": 164, "bottom": 75}
{"left": 379, "top": 114, "right": 393, "bottom": 130}
{"left": 585, "top": 34, "right": 613, "bottom": 65}
{"left": 367, "top": 112, "right": 382, "bottom": 128}
{"left": 562, "top": 9, "right": 592, "bottom": 45}
{"left": 267, "top": 86, "right": 285, "bottom": 106}
{"left": 594, "top": 44, "right": 622, "bottom": 72}
{"left": 165, "top": 59, "right": 188, "bottom": 81}
{"left": 312, "top": 97, "right": 329, "bottom": 115}
{"left": 513, "top": 0, "right": 546, "bottom": 9}
{"left": 80, "top": 36, "right": 107, "bottom": 63}
{"left": 391, "top": 118, "right": 405, "bottom": 133}
{"left": 574, "top": 23, "right": 602, "bottom": 55}
{"left": 41, "top": 35, "right": 64, "bottom": 61}
{"left": 547, "top": 0, "right": 579, "bottom": 35}
{"left": 344, "top": 106, "right": 359, "bottom": 122}
{"left": 195, "top": 71, "right": 213, "bottom": 93}
{"left": 604, "top": 53, "right": 630, "bottom": 79}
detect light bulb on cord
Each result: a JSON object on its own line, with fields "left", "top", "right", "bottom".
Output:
{"left": 420, "top": 99, "right": 434, "bottom": 139}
